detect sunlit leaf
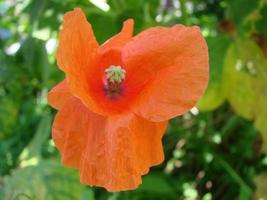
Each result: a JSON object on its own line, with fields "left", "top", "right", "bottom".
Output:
{"left": 222, "top": 41, "right": 255, "bottom": 119}
{"left": 250, "top": 44, "right": 267, "bottom": 152}
{"left": 223, "top": 39, "right": 267, "bottom": 152}
{"left": 254, "top": 172, "right": 267, "bottom": 199}
{"left": 1, "top": 160, "right": 87, "bottom": 200}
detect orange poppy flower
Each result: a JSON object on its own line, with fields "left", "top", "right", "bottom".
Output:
{"left": 48, "top": 8, "right": 209, "bottom": 191}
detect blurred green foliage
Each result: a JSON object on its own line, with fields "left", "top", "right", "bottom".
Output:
{"left": 0, "top": 0, "right": 267, "bottom": 199}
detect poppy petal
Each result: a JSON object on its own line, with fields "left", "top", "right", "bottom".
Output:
{"left": 84, "top": 19, "right": 137, "bottom": 115}
{"left": 52, "top": 97, "right": 106, "bottom": 169}
{"left": 52, "top": 97, "right": 167, "bottom": 191}
{"left": 99, "top": 19, "right": 134, "bottom": 53}
{"left": 56, "top": 8, "right": 101, "bottom": 114}
{"left": 93, "top": 19, "right": 134, "bottom": 74}
{"left": 47, "top": 80, "right": 72, "bottom": 110}
{"left": 123, "top": 25, "right": 209, "bottom": 121}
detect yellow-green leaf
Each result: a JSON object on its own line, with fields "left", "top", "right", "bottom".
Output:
{"left": 223, "top": 41, "right": 255, "bottom": 119}
{"left": 254, "top": 172, "right": 267, "bottom": 199}
{"left": 197, "top": 36, "right": 231, "bottom": 111}
{"left": 1, "top": 160, "right": 88, "bottom": 200}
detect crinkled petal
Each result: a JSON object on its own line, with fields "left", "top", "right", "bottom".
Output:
{"left": 56, "top": 8, "right": 101, "bottom": 114}
{"left": 122, "top": 25, "right": 209, "bottom": 121}
{"left": 85, "top": 19, "right": 136, "bottom": 115}
{"left": 99, "top": 19, "right": 134, "bottom": 53}
{"left": 47, "top": 80, "right": 72, "bottom": 110}
{"left": 52, "top": 97, "right": 167, "bottom": 191}
{"left": 52, "top": 97, "right": 106, "bottom": 169}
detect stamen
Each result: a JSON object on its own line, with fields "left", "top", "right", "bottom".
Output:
{"left": 105, "top": 65, "right": 126, "bottom": 83}
{"left": 105, "top": 65, "right": 126, "bottom": 97}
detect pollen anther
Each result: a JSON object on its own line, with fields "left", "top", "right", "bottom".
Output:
{"left": 105, "top": 65, "right": 126, "bottom": 83}
{"left": 105, "top": 65, "right": 126, "bottom": 97}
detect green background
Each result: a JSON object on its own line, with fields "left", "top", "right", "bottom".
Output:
{"left": 1, "top": 0, "right": 267, "bottom": 199}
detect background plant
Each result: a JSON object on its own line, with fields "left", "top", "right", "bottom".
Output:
{"left": 0, "top": 0, "right": 267, "bottom": 199}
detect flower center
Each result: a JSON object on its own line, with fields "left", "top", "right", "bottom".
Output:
{"left": 105, "top": 65, "right": 126, "bottom": 97}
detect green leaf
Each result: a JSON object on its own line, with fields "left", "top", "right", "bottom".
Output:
{"left": 87, "top": 13, "right": 117, "bottom": 44}
{"left": 222, "top": 41, "right": 255, "bottom": 119}
{"left": 138, "top": 173, "right": 175, "bottom": 196}
{"left": 19, "top": 114, "right": 52, "bottom": 161}
{"left": 1, "top": 160, "right": 87, "bottom": 200}
{"left": 251, "top": 46, "right": 267, "bottom": 152}
{"left": 0, "top": 53, "right": 21, "bottom": 139}
{"left": 215, "top": 154, "right": 252, "bottom": 196}
{"left": 223, "top": 39, "right": 267, "bottom": 152}
{"left": 227, "top": 0, "right": 259, "bottom": 25}
{"left": 29, "top": 0, "right": 46, "bottom": 29}
{"left": 234, "top": 40, "right": 267, "bottom": 144}
{"left": 19, "top": 37, "right": 50, "bottom": 84}
{"left": 81, "top": 188, "right": 95, "bottom": 200}
{"left": 254, "top": 172, "right": 267, "bottom": 199}
{"left": 238, "top": 185, "right": 251, "bottom": 200}
{"left": 197, "top": 36, "right": 231, "bottom": 111}
{"left": 255, "top": 106, "right": 267, "bottom": 152}
{"left": 0, "top": 98, "right": 19, "bottom": 139}
{"left": 256, "top": 5, "right": 267, "bottom": 38}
